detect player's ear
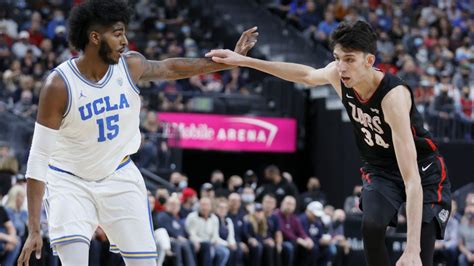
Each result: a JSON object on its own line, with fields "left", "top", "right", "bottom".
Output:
{"left": 366, "top": 53, "right": 376, "bottom": 67}
{"left": 89, "top": 30, "right": 101, "bottom": 46}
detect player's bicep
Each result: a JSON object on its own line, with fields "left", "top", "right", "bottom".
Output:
{"left": 36, "top": 71, "right": 68, "bottom": 130}
{"left": 306, "top": 61, "right": 342, "bottom": 97}
{"left": 382, "top": 86, "right": 420, "bottom": 183}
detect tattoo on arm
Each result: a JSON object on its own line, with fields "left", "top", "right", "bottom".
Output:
{"left": 144, "top": 57, "right": 230, "bottom": 81}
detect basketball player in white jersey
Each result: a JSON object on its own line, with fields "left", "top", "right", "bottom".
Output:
{"left": 17, "top": 0, "right": 258, "bottom": 265}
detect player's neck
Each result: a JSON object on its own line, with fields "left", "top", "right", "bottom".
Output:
{"left": 352, "top": 69, "right": 384, "bottom": 101}
{"left": 75, "top": 52, "right": 110, "bottom": 83}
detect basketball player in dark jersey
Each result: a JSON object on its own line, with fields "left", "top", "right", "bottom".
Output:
{"left": 206, "top": 20, "right": 451, "bottom": 266}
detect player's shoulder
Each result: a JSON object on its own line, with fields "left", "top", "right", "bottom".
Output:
{"left": 123, "top": 51, "right": 147, "bottom": 66}
{"left": 43, "top": 70, "right": 68, "bottom": 95}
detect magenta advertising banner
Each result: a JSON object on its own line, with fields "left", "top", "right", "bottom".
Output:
{"left": 158, "top": 112, "right": 297, "bottom": 153}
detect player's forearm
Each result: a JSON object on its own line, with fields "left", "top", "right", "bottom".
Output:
{"left": 404, "top": 180, "right": 423, "bottom": 252}
{"left": 159, "top": 58, "right": 232, "bottom": 80}
{"left": 241, "top": 57, "right": 315, "bottom": 86}
{"left": 26, "top": 178, "right": 45, "bottom": 234}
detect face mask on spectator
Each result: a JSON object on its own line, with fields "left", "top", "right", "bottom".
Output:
{"left": 242, "top": 194, "right": 255, "bottom": 204}
{"left": 158, "top": 196, "right": 166, "bottom": 205}
{"left": 211, "top": 180, "right": 224, "bottom": 188}
{"left": 178, "top": 180, "right": 188, "bottom": 189}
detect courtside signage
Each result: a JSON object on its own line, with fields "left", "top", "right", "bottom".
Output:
{"left": 158, "top": 112, "right": 296, "bottom": 153}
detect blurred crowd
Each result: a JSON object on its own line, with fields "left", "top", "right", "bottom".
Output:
{"left": 267, "top": 0, "right": 474, "bottom": 141}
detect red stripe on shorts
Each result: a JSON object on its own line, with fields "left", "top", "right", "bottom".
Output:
{"left": 436, "top": 156, "right": 446, "bottom": 203}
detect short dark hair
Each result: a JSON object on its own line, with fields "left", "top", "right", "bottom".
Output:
{"left": 68, "top": 0, "right": 132, "bottom": 51}
{"left": 264, "top": 164, "right": 280, "bottom": 176}
{"left": 330, "top": 20, "right": 378, "bottom": 55}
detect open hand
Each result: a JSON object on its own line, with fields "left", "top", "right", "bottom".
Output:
{"left": 234, "top": 26, "right": 258, "bottom": 56}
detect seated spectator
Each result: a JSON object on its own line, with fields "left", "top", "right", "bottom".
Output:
{"left": 241, "top": 186, "right": 257, "bottom": 213}
{"left": 4, "top": 185, "right": 27, "bottom": 242}
{"left": 11, "top": 31, "right": 41, "bottom": 59}
{"left": 256, "top": 165, "right": 298, "bottom": 205}
{"left": 261, "top": 193, "right": 283, "bottom": 254}
{"left": 0, "top": 150, "right": 18, "bottom": 198}
{"left": 0, "top": 205, "right": 20, "bottom": 266}
{"left": 222, "top": 68, "right": 248, "bottom": 94}
{"left": 210, "top": 170, "right": 228, "bottom": 198}
{"left": 215, "top": 199, "right": 238, "bottom": 265}
{"left": 298, "top": 177, "right": 327, "bottom": 212}
{"left": 329, "top": 209, "right": 350, "bottom": 266}
{"left": 299, "top": 201, "right": 333, "bottom": 266}
{"left": 276, "top": 195, "right": 314, "bottom": 266}
{"left": 227, "top": 175, "right": 244, "bottom": 195}
{"left": 429, "top": 82, "right": 456, "bottom": 140}
{"left": 343, "top": 185, "right": 362, "bottom": 216}
{"left": 243, "top": 169, "right": 258, "bottom": 191}
{"left": 157, "top": 195, "right": 196, "bottom": 266}
{"left": 458, "top": 203, "right": 474, "bottom": 266}
{"left": 155, "top": 186, "right": 170, "bottom": 213}
{"left": 179, "top": 187, "right": 197, "bottom": 219}
{"left": 185, "top": 197, "right": 229, "bottom": 266}
{"left": 200, "top": 183, "right": 215, "bottom": 199}
{"left": 314, "top": 10, "right": 339, "bottom": 46}
{"left": 227, "top": 192, "right": 248, "bottom": 265}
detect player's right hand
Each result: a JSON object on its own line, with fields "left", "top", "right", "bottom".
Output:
{"left": 205, "top": 49, "right": 246, "bottom": 66}
{"left": 17, "top": 232, "right": 43, "bottom": 266}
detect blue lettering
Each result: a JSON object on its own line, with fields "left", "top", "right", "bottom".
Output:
{"left": 79, "top": 103, "right": 93, "bottom": 121}
{"left": 119, "top": 93, "right": 129, "bottom": 109}
{"left": 93, "top": 98, "right": 105, "bottom": 115}
{"left": 104, "top": 96, "right": 118, "bottom": 111}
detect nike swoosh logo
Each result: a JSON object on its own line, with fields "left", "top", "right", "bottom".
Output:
{"left": 346, "top": 93, "right": 354, "bottom": 99}
{"left": 422, "top": 162, "right": 433, "bottom": 172}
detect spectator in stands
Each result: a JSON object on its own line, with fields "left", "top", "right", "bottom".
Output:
{"left": 457, "top": 86, "right": 473, "bottom": 140}
{"left": 434, "top": 199, "right": 460, "bottom": 266}
{"left": 157, "top": 195, "right": 196, "bottom": 266}
{"left": 303, "top": 201, "right": 335, "bottom": 265}
{"left": 276, "top": 195, "right": 314, "bottom": 266}
{"left": 179, "top": 187, "right": 197, "bottom": 219}
{"left": 458, "top": 204, "right": 474, "bottom": 266}
{"left": 315, "top": 10, "right": 339, "bottom": 46}
{"left": 343, "top": 185, "right": 362, "bottom": 216}
{"left": 155, "top": 186, "right": 170, "bottom": 213}
{"left": 210, "top": 170, "right": 228, "bottom": 198}
{"left": 256, "top": 165, "right": 298, "bottom": 205}
{"left": 12, "top": 31, "right": 41, "bottom": 59}
{"left": 298, "top": 177, "right": 327, "bottom": 212}
{"left": 243, "top": 169, "right": 258, "bottom": 191}
{"left": 200, "top": 183, "right": 215, "bottom": 199}
{"left": 2, "top": 60, "right": 22, "bottom": 96}
{"left": 430, "top": 81, "right": 456, "bottom": 140}
{"left": 453, "top": 63, "right": 474, "bottom": 90}
{"left": 241, "top": 186, "right": 257, "bottom": 213}
{"left": 222, "top": 68, "right": 248, "bottom": 94}
{"left": 329, "top": 209, "right": 350, "bottom": 266}
{"left": 215, "top": 199, "right": 238, "bottom": 265}
{"left": 261, "top": 193, "right": 283, "bottom": 254}
{"left": 397, "top": 58, "right": 420, "bottom": 91}
{"left": 0, "top": 150, "right": 18, "bottom": 198}
{"left": 169, "top": 171, "right": 184, "bottom": 191}
{"left": 0, "top": 205, "right": 20, "bottom": 266}
{"left": 13, "top": 89, "right": 36, "bottom": 119}
{"left": 185, "top": 197, "right": 229, "bottom": 266}
{"left": 4, "top": 185, "right": 27, "bottom": 242}
{"left": 227, "top": 175, "right": 244, "bottom": 195}
{"left": 227, "top": 192, "right": 247, "bottom": 265}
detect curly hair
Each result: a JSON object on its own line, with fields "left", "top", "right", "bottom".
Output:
{"left": 330, "top": 20, "right": 378, "bottom": 55}
{"left": 68, "top": 0, "right": 132, "bottom": 51}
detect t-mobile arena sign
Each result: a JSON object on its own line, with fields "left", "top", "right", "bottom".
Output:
{"left": 158, "top": 112, "right": 296, "bottom": 153}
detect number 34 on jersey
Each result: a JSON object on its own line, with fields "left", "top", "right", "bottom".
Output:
{"left": 348, "top": 102, "right": 390, "bottom": 149}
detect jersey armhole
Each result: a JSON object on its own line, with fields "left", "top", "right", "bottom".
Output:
{"left": 52, "top": 68, "right": 72, "bottom": 118}
{"left": 120, "top": 56, "right": 140, "bottom": 95}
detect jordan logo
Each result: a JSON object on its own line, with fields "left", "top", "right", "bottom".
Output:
{"left": 117, "top": 78, "right": 123, "bottom": 86}
{"left": 79, "top": 90, "right": 87, "bottom": 99}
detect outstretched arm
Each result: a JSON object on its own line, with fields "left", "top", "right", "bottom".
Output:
{"left": 205, "top": 49, "right": 341, "bottom": 95}
{"left": 126, "top": 27, "right": 258, "bottom": 82}
{"left": 382, "top": 86, "right": 423, "bottom": 266}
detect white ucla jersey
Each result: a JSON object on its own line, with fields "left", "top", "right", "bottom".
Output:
{"left": 49, "top": 56, "right": 141, "bottom": 181}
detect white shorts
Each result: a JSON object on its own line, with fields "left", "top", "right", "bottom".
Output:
{"left": 45, "top": 158, "right": 157, "bottom": 260}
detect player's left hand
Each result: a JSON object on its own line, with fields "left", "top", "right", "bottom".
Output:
{"left": 234, "top": 26, "right": 258, "bottom": 56}
{"left": 396, "top": 250, "right": 422, "bottom": 266}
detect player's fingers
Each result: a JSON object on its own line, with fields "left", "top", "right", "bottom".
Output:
{"left": 211, "top": 56, "right": 226, "bottom": 63}
{"left": 35, "top": 245, "right": 42, "bottom": 259}
{"left": 243, "top": 26, "right": 258, "bottom": 35}
{"left": 205, "top": 49, "right": 226, "bottom": 57}
{"left": 18, "top": 248, "right": 30, "bottom": 266}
